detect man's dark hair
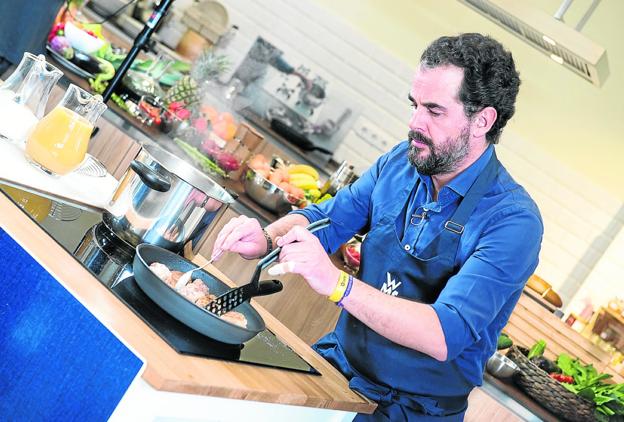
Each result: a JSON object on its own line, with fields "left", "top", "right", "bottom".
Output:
{"left": 420, "top": 33, "right": 520, "bottom": 144}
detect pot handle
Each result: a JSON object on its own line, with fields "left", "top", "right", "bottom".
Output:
{"left": 130, "top": 161, "right": 171, "bottom": 192}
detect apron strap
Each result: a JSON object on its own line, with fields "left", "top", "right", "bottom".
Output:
{"left": 436, "top": 151, "right": 500, "bottom": 253}
{"left": 350, "top": 376, "right": 468, "bottom": 417}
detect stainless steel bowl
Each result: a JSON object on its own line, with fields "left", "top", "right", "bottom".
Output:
{"left": 486, "top": 352, "right": 519, "bottom": 379}
{"left": 242, "top": 167, "right": 299, "bottom": 214}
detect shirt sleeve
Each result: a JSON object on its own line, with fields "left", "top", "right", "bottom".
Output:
{"left": 431, "top": 206, "right": 543, "bottom": 361}
{"left": 291, "top": 146, "right": 399, "bottom": 253}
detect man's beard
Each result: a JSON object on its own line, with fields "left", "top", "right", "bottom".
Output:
{"left": 407, "top": 127, "right": 471, "bottom": 176}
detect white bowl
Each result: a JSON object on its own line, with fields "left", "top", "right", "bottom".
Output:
{"left": 64, "top": 22, "right": 105, "bottom": 54}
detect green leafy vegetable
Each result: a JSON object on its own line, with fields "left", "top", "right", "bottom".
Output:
{"left": 497, "top": 333, "right": 513, "bottom": 350}
{"left": 556, "top": 353, "right": 624, "bottom": 417}
{"left": 527, "top": 339, "right": 546, "bottom": 360}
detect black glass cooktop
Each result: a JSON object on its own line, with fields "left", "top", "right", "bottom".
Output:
{"left": 0, "top": 185, "right": 318, "bottom": 374}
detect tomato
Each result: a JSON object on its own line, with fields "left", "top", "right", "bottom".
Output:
{"left": 549, "top": 373, "right": 574, "bottom": 384}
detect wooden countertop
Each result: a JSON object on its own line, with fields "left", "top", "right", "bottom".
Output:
{"left": 0, "top": 192, "right": 375, "bottom": 413}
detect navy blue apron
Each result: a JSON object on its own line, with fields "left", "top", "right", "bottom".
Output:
{"left": 314, "top": 152, "right": 500, "bottom": 421}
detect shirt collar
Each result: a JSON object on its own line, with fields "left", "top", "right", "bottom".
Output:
{"left": 445, "top": 145, "right": 494, "bottom": 197}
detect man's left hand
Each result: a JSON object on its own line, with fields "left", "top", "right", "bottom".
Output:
{"left": 267, "top": 225, "right": 340, "bottom": 296}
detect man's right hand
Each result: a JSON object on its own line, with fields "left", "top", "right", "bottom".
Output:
{"left": 212, "top": 215, "right": 268, "bottom": 261}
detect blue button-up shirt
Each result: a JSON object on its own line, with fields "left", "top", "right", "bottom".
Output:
{"left": 293, "top": 141, "right": 543, "bottom": 386}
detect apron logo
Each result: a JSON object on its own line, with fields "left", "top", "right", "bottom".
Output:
{"left": 380, "top": 272, "right": 401, "bottom": 296}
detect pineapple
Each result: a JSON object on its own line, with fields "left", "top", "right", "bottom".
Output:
{"left": 163, "top": 49, "right": 230, "bottom": 107}
{"left": 164, "top": 75, "right": 200, "bottom": 107}
{"left": 191, "top": 49, "right": 230, "bottom": 82}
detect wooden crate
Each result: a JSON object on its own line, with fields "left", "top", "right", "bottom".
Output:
{"left": 505, "top": 292, "right": 614, "bottom": 374}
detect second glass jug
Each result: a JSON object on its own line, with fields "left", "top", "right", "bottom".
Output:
{"left": 25, "top": 84, "right": 107, "bottom": 176}
{"left": 0, "top": 52, "right": 63, "bottom": 144}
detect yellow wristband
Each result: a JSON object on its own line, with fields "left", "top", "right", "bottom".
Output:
{"left": 328, "top": 271, "right": 350, "bottom": 303}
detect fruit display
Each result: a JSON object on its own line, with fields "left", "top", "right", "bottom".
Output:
{"left": 163, "top": 49, "right": 230, "bottom": 109}
{"left": 174, "top": 105, "right": 247, "bottom": 178}
{"left": 200, "top": 106, "right": 237, "bottom": 142}
{"left": 247, "top": 155, "right": 305, "bottom": 204}
{"left": 200, "top": 136, "right": 241, "bottom": 172}
{"left": 286, "top": 164, "right": 323, "bottom": 204}
{"left": 164, "top": 75, "right": 200, "bottom": 108}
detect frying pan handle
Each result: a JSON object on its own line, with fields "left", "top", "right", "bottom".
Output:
{"left": 257, "top": 217, "right": 331, "bottom": 270}
{"left": 255, "top": 279, "right": 283, "bottom": 297}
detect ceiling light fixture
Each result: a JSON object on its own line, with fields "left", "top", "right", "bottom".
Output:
{"left": 458, "top": 0, "right": 609, "bottom": 87}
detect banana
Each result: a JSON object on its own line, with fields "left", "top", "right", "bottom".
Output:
{"left": 315, "top": 193, "right": 333, "bottom": 204}
{"left": 289, "top": 173, "right": 316, "bottom": 184}
{"left": 306, "top": 188, "right": 321, "bottom": 201}
{"left": 288, "top": 164, "right": 319, "bottom": 181}
{"left": 289, "top": 174, "right": 319, "bottom": 190}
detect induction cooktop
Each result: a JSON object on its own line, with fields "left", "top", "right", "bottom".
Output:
{"left": 0, "top": 185, "right": 318, "bottom": 374}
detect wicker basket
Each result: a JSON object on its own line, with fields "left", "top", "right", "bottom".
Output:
{"left": 506, "top": 346, "right": 596, "bottom": 422}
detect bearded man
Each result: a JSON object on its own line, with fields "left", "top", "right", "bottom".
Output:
{"left": 213, "top": 33, "right": 543, "bottom": 421}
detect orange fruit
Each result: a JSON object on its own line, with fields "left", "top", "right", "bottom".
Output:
{"left": 224, "top": 121, "right": 238, "bottom": 141}
{"left": 291, "top": 186, "right": 305, "bottom": 200}
{"left": 268, "top": 171, "right": 283, "bottom": 185}
{"left": 278, "top": 181, "right": 291, "bottom": 192}
{"left": 218, "top": 112, "right": 234, "bottom": 123}
{"left": 248, "top": 154, "right": 268, "bottom": 169}
{"left": 200, "top": 105, "right": 219, "bottom": 123}
{"left": 255, "top": 168, "right": 270, "bottom": 178}
{"left": 273, "top": 168, "right": 290, "bottom": 183}
{"left": 212, "top": 120, "right": 238, "bottom": 141}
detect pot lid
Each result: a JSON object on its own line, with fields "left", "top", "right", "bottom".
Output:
{"left": 142, "top": 144, "right": 235, "bottom": 204}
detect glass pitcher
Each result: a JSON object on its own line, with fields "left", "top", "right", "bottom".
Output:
{"left": 0, "top": 53, "right": 63, "bottom": 144}
{"left": 25, "top": 84, "right": 107, "bottom": 176}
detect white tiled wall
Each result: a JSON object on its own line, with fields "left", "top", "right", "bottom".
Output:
{"left": 566, "top": 210, "right": 624, "bottom": 315}
{"left": 217, "top": 0, "right": 413, "bottom": 143}
{"left": 197, "top": 0, "right": 623, "bottom": 310}
{"left": 495, "top": 132, "right": 623, "bottom": 309}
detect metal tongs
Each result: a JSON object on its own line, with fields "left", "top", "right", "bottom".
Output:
{"left": 205, "top": 218, "right": 331, "bottom": 316}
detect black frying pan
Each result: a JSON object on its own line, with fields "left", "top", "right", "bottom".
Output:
{"left": 270, "top": 119, "right": 333, "bottom": 155}
{"left": 133, "top": 244, "right": 281, "bottom": 344}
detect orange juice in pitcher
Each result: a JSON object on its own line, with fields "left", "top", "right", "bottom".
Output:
{"left": 26, "top": 107, "right": 93, "bottom": 175}
{"left": 25, "top": 84, "right": 106, "bottom": 176}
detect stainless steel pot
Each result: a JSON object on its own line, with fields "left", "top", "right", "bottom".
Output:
{"left": 103, "top": 144, "right": 236, "bottom": 252}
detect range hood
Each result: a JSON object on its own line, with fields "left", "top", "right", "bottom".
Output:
{"left": 458, "top": 0, "right": 609, "bottom": 87}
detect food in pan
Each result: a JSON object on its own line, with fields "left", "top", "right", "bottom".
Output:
{"left": 149, "top": 262, "right": 171, "bottom": 283}
{"left": 220, "top": 311, "right": 248, "bottom": 328}
{"left": 149, "top": 262, "right": 248, "bottom": 328}
{"left": 168, "top": 271, "right": 184, "bottom": 288}
{"left": 178, "top": 279, "right": 214, "bottom": 303}
{"left": 195, "top": 294, "right": 216, "bottom": 309}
